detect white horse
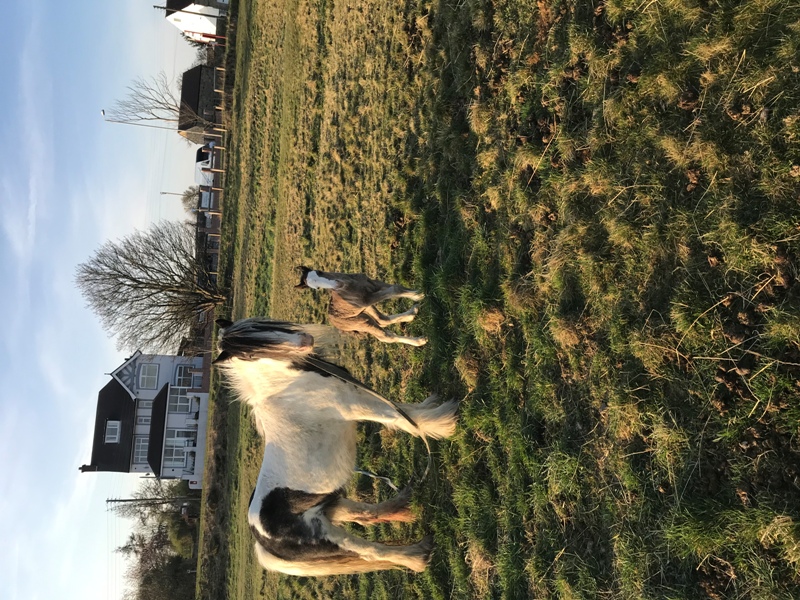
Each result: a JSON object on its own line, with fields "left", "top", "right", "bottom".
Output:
{"left": 295, "top": 267, "right": 428, "bottom": 346}
{"left": 214, "top": 318, "right": 458, "bottom": 576}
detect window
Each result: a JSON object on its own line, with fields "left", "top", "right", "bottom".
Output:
{"left": 105, "top": 421, "right": 120, "bottom": 443}
{"left": 169, "top": 386, "right": 191, "bottom": 413}
{"left": 133, "top": 436, "right": 149, "bottom": 464}
{"left": 137, "top": 415, "right": 151, "bottom": 426}
{"left": 138, "top": 400, "right": 153, "bottom": 410}
{"left": 174, "top": 365, "right": 193, "bottom": 387}
{"left": 163, "top": 446, "right": 185, "bottom": 468}
{"left": 138, "top": 364, "right": 158, "bottom": 389}
{"left": 167, "top": 429, "right": 195, "bottom": 441}
{"left": 163, "top": 429, "right": 194, "bottom": 467}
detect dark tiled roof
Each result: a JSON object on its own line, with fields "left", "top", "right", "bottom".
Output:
{"left": 179, "top": 66, "right": 203, "bottom": 131}
{"left": 166, "top": 0, "right": 194, "bottom": 12}
{"left": 83, "top": 380, "right": 136, "bottom": 472}
{"left": 147, "top": 384, "right": 171, "bottom": 475}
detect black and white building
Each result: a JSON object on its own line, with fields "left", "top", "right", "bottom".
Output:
{"left": 80, "top": 352, "right": 209, "bottom": 489}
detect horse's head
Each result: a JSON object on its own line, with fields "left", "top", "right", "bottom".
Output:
{"left": 294, "top": 266, "right": 312, "bottom": 289}
{"left": 214, "top": 318, "right": 315, "bottom": 364}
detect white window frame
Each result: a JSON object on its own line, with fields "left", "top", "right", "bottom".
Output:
{"left": 138, "top": 364, "right": 159, "bottom": 389}
{"left": 169, "top": 386, "right": 191, "bottom": 413}
{"left": 164, "top": 429, "right": 194, "bottom": 468}
{"left": 136, "top": 415, "right": 151, "bottom": 426}
{"left": 138, "top": 400, "right": 153, "bottom": 410}
{"left": 133, "top": 436, "right": 149, "bottom": 464}
{"left": 174, "top": 365, "right": 193, "bottom": 387}
{"left": 105, "top": 421, "right": 120, "bottom": 443}
{"left": 163, "top": 446, "right": 186, "bottom": 468}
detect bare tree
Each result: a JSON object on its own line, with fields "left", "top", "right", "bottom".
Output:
{"left": 104, "top": 70, "right": 215, "bottom": 130}
{"left": 105, "top": 71, "right": 181, "bottom": 125}
{"left": 76, "top": 220, "right": 225, "bottom": 353}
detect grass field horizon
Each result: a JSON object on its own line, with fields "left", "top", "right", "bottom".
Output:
{"left": 197, "top": 0, "right": 800, "bottom": 598}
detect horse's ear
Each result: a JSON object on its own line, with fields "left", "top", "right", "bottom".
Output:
{"left": 295, "top": 265, "right": 311, "bottom": 289}
{"left": 213, "top": 350, "right": 233, "bottom": 365}
{"left": 216, "top": 318, "right": 233, "bottom": 329}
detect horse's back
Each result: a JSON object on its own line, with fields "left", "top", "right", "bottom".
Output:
{"left": 323, "top": 271, "right": 387, "bottom": 306}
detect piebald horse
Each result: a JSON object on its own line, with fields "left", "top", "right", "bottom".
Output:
{"left": 295, "top": 267, "right": 428, "bottom": 346}
{"left": 214, "top": 318, "right": 458, "bottom": 576}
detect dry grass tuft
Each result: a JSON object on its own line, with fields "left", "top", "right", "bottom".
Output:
{"left": 689, "top": 36, "right": 735, "bottom": 62}
{"left": 468, "top": 101, "right": 493, "bottom": 136}
{"left": 455, "top": 350, "right": 481, "bottom": 391}
{"left": 502, "top": 277, "right": 539, "bottom": 314}
{"left": 478, "top": 308, "right": 506, "bottom": 335}
{"left": 550, "top": 317, "right": 581, "bottom": 349}
{"left": 465, "top": 540, "right": 495, "bottom": 596}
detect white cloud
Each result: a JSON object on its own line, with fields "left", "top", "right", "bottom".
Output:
{"left": 0, "top": 12, "right": 54, "bottom": 360}
{"left": 1, "top": 16, "right": 53, "bottom": 266}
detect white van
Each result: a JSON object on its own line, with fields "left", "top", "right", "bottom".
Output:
{"left": 194, "top": 142, "right": 216, "bottom": 186}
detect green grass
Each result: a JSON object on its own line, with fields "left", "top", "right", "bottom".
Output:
{"left": 196, "top": 0, "right": 800, "bottom": 598}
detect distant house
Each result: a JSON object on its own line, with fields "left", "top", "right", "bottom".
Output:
{"left": 178, "top": 65, "right": 217, "bottom": 145}
{"left": 165, "top": 1, "right": 228, "bottom": 44}
{"left": 80, "top": 352, "right": 210, "bottom": 489}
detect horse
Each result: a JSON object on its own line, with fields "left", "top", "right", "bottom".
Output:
{"left": 295, "top": 266, "right": 428, "bottom": 346}
{"left": 213, "top": 318, "right": 458, "bottom": 576}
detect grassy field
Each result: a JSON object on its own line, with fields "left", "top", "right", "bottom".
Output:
{"left": 197, "top": 0, "right": 800, "bottom": 598}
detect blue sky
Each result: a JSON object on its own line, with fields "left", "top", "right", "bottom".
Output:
{"left": 0, "top": 2, "right": 204, "bottom": 599}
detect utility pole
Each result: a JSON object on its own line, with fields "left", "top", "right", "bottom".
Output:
{"left": 106, "top": 496, "right": 197, "bottom": 507}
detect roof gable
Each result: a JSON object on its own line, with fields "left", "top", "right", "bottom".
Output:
{"left": 110, "top": 351, "right": 141, "bottom": 399}
{"left": 84, "top": 380, "right": 136, "bottom": 472}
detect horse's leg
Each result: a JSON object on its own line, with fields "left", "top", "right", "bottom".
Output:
{"left": 336, "top": 389, "right": 458, "bottom": 440}
{"left": 364, "top": 284, "right": 424, "bottom": 305}
{"left": 363, "top": 305, "right": 419, "bottom": 326}
{"left": 325, "top": 487, "right": 415, "bottom": 525}
{"left": 345, "top": 313, "right": 427, "bottom": 346}
{"left": 325, "top": 526, "right": 433, "bottom": 572}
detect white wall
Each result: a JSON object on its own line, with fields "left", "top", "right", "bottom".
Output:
{"left": 166, "top": 5, "right": 219, "bottom": 42}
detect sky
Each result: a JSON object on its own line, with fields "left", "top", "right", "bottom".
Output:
{"left": 0, "top": 2, "right": 204, "bottom": 599}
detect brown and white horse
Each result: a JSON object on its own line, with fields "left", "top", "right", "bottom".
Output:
{"left": 214, "top": 318, "right": 458, "bottom": 576}
{"left": 295, "top": 267, "right": 428, "bottom": 346}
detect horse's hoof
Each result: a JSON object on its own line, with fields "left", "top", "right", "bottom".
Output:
{"left": 417, "top": 534, "right": 434, "bottom": 565}
{"left": 403, "top": 535, "right": 434, "bottom": 572}
{"left": 395, "top": 485, "right": 413, "bottom": 505}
